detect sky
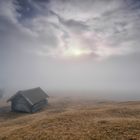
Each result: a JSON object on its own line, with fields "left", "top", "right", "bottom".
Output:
{"left": 0, "top": 0, "right": 140, "bottom": 98}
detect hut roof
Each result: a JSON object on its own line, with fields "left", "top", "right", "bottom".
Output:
{"left": 7, "top": 87, "right": 49, "bottom": 105}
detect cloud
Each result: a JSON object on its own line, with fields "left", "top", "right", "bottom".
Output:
{"left": 0, "top": 0, "right": 140, "bottom": 60}
{"left": 1, "top": 0, "right": 140, "bottom": 95}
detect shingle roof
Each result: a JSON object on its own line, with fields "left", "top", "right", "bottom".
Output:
{"left": 8, "top": 87, "right": 48, "bottom": 105}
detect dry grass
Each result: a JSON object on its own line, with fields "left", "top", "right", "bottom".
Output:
{"left": 0, "top": 97, "right": 140, "bottom": 140}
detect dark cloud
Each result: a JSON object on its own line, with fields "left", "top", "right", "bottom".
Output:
{"left": 125, "top": 0, "right": 140, "bottom": 10}
{"left": 15, "top": 0, "right": 37, "bottom": 19}
{"left": 15, "top": 0, "right": 50, "bottom": 21}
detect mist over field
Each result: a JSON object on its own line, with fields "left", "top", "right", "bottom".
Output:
{"left": 0, "top": 0, "right": 140, "bottom": 100}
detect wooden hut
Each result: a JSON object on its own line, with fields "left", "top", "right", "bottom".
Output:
{"left": 7, "top": 87, "right": 49, "bottom": 113}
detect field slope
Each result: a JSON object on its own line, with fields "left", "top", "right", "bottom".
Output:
{"left": 0, "top": 97, "right": 140, "bottom": 140}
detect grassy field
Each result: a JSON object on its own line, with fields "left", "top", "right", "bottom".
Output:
{"left": 0, "top": 97, "right": 140, "bottom": 140}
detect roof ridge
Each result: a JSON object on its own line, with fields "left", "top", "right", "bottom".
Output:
{"left": 20, "top": 87, "right": 41, "bottom": 92}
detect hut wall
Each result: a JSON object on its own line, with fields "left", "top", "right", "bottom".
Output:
{"left": 31, "top": 99, "right": 48, "bottom": 113}
{"left": 11, "top": 94, "right": 31, "bottom": 113}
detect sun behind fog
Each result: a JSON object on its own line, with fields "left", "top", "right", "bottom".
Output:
{"left": 63, "top": 47, "right": 92, "bottom": 57}
{"left": 71, "top": 48, "right": 84, "bottom": 56}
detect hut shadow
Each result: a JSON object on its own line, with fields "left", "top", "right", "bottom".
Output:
{"left": 0, "top": 105, "right": 28, "bottom": 121}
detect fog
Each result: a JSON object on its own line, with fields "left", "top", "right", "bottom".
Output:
{"left": 0, "top": 0, "right": 140, "bottom": 100}
{"left": 1, "top": 49, "right": 140, "bottom": 100}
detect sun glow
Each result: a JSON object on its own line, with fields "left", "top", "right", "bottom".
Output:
{"left": 70, "top": 48, "right": 84, "bottom": 56}
{"left": 63, "top": 47, "right": 92, "bottom": 57}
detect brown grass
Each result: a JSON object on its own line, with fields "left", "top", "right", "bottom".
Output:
{"left": 0, "top": 97, "right": 140, "bottom": 140}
